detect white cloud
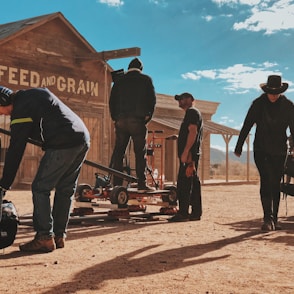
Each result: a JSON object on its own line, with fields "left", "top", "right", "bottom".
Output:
{"left": 149, "top": 0, "right": 168, "bottom": 7}
{"left": 212, "top": 0, "right": 294, "bottom": 34}
{"left": 212, "top": 0, "right": 262, "bottom": 6}
{"left": 219, "top": 116, "right": 235, "bottom": 125}
{"left": 212, "top": 0, "right": 237, "bottom": 5}
{"left": 204, "top": 15, "right": 213, "bottom": 22}
{"left": 182, "top": 62, "right": 292, "bottom": 94}
{"left": 181, "top": 72, "right": 201, "bottom": 80}
{"left": 234, "top": 1, "right": 294, "bottom": 34}
{"left": 98, "top": 0, "right": 124, "bottom": 7}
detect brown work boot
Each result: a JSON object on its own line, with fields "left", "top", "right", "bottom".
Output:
{"left": 19, "top": 236, "right": 56, "bottom": 253}
{"left": 54, "top": 236, "right": 65, "bottom": 249}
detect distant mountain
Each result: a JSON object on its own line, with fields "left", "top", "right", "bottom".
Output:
{"left": 210, "top": 148, "right": 254, "bottom": 164}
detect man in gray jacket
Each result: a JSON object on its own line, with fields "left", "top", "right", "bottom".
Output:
{"left": 0, "top": 87, "right": 90, "bottom": 252}
{"left": 109, "top": 58, "right": 156, "bottom": 191}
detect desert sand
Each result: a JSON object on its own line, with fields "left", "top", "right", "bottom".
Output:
{"left": 0, "top": 183, "right": 293, "bottom": 294}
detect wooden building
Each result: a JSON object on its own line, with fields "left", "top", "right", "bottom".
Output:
{"left": 130, "top": 94, "right": 240, "bottom": 185}
{"left": 0, "top": 12, "right": 240, "bottom": 189}
{"left": 0, "top": 12, "right": 118, "bottom": 188}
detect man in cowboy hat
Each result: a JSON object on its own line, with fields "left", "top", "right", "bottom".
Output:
{"left": 234, "top": 75, "right": 294, "bottom": 232}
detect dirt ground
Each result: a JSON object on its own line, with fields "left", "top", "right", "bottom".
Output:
{"left": 0, "top": 183, "right": 293, "bottom": 294}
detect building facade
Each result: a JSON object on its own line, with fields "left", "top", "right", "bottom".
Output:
{"left": 0, "top": 12, "right": 239, "bottom": 189}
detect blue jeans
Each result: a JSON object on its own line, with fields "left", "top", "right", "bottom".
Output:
{"left": 32, "top": 143, "right": 89, "bottom": 238}
{"left": 111, "top": 117, "right": 147, "bottom": 186}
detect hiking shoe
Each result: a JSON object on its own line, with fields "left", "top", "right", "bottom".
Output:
{"left": 189, "top": 214, "right": 201, "bottom": 221}
{"left": 261, "top": 221, "right": 274, "bottom": 232}
{"left": 19, "top": 236, "right": 56, "bottom": 253}
{"left": 137, "top": 184, "right": 155, "bottom": 192}
{"left": 54, "top": 236, "right": 65, "bottom": 249}
{"left": 168, "top": 213, "right": 189, "bottom": 222}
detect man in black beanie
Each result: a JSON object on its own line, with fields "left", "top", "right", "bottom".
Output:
{"left": 109, "top": 57, "right": 156, "bottom": 191}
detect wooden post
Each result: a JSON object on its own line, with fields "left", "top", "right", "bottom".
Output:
{"left": 76, "top": 47, "right": 141, "bottom": 61}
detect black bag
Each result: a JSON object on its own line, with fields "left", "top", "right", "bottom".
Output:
{"left": 0, "top": 199, "right": 19, "bottom": 249}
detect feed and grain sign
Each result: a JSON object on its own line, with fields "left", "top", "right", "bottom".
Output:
{"left": 0, "top": 64, "right": 99, "bottom": 96}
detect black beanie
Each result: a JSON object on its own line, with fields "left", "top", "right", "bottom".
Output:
{"left": 128, "top": 58, "right": 143, "bottom": 70}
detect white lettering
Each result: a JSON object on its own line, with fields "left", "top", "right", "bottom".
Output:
{"left": 0, "top": 65, "right": 8, "bottom": 81}
{"left": 67, "top": 78, "right": 76, "bottom": 94}
{"left": 8, "top": 67, "right": 18, "bottom": 85}
{"left": 45, "top": 76, "right": 56, "bottom": 87}
{"left": 57, "top": 76, "right": 66, "bottom": 91}
{"left": 0, "top": 64, "right": 99, "bottom": 96}
{"left": 19, "top": 69, "right": 29, "bottom": 86}
{"left": 77, "top": 80, "right": 86, "bottom": 95}
{"left": 90, "top": 82, "right": 98, "bottom": 96}
{"left": 30, "top": 71, "right": 40, "bottom": 87}
{"left": 40, "top": 77, "right": 47, "bottom": 87}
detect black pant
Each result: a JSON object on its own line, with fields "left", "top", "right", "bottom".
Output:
{"left": 111, "top": 117, "right": 147, "bottom": 186}
{"left": 254, "top": 151, "right": 285, "bottom": 223}
{"left": 176, "top": 159, "right": 202, "bottom": 217}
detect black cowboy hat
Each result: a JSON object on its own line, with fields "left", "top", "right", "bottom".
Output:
{"left": 260, "top": 75, "right": 288, "bottom": 94}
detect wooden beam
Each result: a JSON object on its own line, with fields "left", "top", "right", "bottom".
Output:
{"left": 0, "top": 127, "right": 138, "bottom": 183}
{"left": 76, "top": 47, "right": 141, "bottom": 61}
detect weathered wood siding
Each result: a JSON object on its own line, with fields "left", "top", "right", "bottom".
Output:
{"left": 0, "top": 16, "right": 113, "bottom": 188}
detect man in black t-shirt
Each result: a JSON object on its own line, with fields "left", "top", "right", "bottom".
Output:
{"left": 169, "top": 93, "right": 203, "bottom": 222}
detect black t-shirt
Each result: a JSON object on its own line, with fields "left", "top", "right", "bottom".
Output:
{"left": 178, "top": 107, "right": 203, "bottom": 160}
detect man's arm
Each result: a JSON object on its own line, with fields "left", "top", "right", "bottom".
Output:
{"left": 109, "top": 84, "right": 119, "bottom": 121}
{"left": 144, "top": 78, "right": 156, "bottom": 123}
{"left": 0, "top": 123, "right": 32, "bottom": 189}
{"left": 180, "top": 124, "right": 197, "bottom": 164}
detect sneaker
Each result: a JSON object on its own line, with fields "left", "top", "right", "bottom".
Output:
{"left": 168, "top": 213, "right": 189, "bottom": 222}
{"left": 54, "top": 236, "right": 65, "bottom": 249}
{"left": 137, "top": 184, "right": 155, "bottom": 192}
{"left": 189, "top": 214, "right": 201, "bottom": 221}
{"left": 19, "top": 236, "right": 56, "bottom": 253}
{"left": 261, "top": 221, "right": 274, "bottom": 232}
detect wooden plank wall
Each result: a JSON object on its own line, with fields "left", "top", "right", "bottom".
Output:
{"left": 0, "top": 17, "right": 113, "bottom": 188}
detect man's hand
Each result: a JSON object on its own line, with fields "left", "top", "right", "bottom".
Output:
{"left": 145, "top": 116, "right": 151, "bottom": 124}
{"left": 0, "top": 186, "right": 6, "bottom": 198}
{"left": 185, "top": 162, "right": 196, "bottom": 177}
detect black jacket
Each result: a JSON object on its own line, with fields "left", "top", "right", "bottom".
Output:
{"left": 0, "top": 88, "right": 90, "bottom": 189}
{"left": 109, "top": 69, "right": 156, "bottom": 122}
{"left": 235, "top": 94, "right": 294, "bottom": 156}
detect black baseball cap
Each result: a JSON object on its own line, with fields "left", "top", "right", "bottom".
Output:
{"left": 174, "top": 92, "right": 194, "bottom": 101}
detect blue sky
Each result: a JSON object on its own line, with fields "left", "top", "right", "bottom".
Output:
{"left": 1, "top": 0, "right": 294, "bottom": 151}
